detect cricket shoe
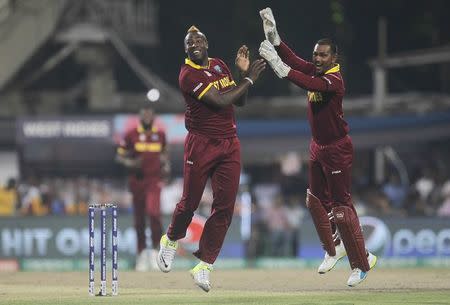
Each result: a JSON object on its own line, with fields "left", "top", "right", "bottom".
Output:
{"left": 190, "top": 262, "right": 213, "bottom": 292}
{"left": 347, "top": 252, "right": 377, "bottom": 287}
{"left": 135, "top": 249, "right": 150, "bottom": 272}
{"left": 318, "top": 242, "right": 347, "bottom": 274}
{"left": 157, "top": 234, "right": 178, "bottom": 273}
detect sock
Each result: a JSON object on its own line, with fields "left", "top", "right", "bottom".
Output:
{"left": 199, "top": 260, "right": 213, "bottom": 268}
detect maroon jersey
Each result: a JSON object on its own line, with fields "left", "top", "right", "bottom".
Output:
{"left": 117, "top": 124, "right": 166, "bottom": 181}
{"left": 277, "top": 42, "right": 349, "bottom": 145}
{"left": 179, "top": 58, "right": 237, "bottom": 139}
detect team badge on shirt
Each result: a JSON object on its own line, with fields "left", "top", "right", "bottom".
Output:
{"left": 151, "top": 134, "right": 159, "bottom": 141}
{"left": 213, "top": 65, "right": 222, "bottom": 73}
{"left": 139, "top": 134, "right": 146, "bottom": 141}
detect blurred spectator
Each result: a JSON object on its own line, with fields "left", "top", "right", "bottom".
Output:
{"left": 161, "top": 178, "right": 183, "bottom": 215}
{"left": 279, "top": 151, "right": 306, "bottom": 197}
{"left": 0, "top": 178, "right": 18, "bottom": 216}
{"left": 364, "top": 187, "right": 394, "bottom": 216}
{"left": 404, "top": 189, "right": 429, "bottom": 216}
{"left": 284, "top": 195, "right": 305, "bottom": 257}
{"left": 246, "top": 200, "right": 267, "bottom": 260}
{"left": 265, "top": 195, "right": 291, "bottom": 257}
{"left": 352, "top": 191, "right": 369, "bottom": 216}
{"left": 414, "top": 168, "right": 436, "bottom": 202}
{"left": 437, "top": 181, "right": 450, "bottom": 217}
{"left": 253, "top": 183, "right": 280, "bottom": 211}
{"left": 382, "top": 173, "right": 407, "bottom": 209}
{"left": 20, "top": 176, "right": 47, "bottom": 216}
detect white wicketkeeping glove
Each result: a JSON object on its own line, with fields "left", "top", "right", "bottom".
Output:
{"left": 259, "top": 40, "right": 291, "bottom": 78}
{"left": 259, "top": 7, "right": 281, "bottom": 46}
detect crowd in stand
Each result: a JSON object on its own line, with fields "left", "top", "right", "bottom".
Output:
{"left": 1, "top": 143, "right": 449, "bottom": 257}
{"left": 1, "top": 147, "right": 449, "bottom": 219}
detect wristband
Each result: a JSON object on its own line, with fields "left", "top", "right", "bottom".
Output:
{"left": 244, "top": 77, "right": 254, "bottom": 85}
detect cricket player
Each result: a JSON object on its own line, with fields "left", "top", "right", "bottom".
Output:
{"left": 259, "top": 8, "right": 377, "bottom": 286}
{"left": 156, "top": 25, "right": 266, "bottom": 292}
{"left": 116, "top": 103, "right": 170, "bottom": 271}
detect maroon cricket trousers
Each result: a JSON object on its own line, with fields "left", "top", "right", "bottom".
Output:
{"left": 309, "top": 135, "right": 357, "bottom": 214}
{"left": 167, "top": 132, "right": 241, "bottom": 264}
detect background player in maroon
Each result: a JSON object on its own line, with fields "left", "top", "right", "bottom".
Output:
{"left": 116, "top": 104, "right": 170, "bottom": 271}
{"left": 259, "top": 8, "right": 376, "bottom": 287}
{"left": 156, "top": 25, "right": 265, "bottom": 292}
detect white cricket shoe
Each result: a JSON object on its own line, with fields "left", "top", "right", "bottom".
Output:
{"left": 157, "top": 234, "right": 178, "bottom": 273}
{"left": 190, "top": 262, "right": 213, "bottom": 292}
{"left": 347, "top": 252, "right": 377, "bottom": 287}
{"left": 318, "top": 242, "right": 347, "bottom": 274}
{"left": 135, "top": 249, "right": 150, "bottom": 272}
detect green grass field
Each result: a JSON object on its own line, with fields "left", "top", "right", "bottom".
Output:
{"left": 1, "top": 268, "right": 449, "bottom": 305}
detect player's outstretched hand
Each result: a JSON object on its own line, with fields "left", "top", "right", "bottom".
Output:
{"left": 259, "top": 7, "right": 281, "bottom": 46}
{"left": 259, "top": 40, "right": 290, "bottom": 78}
{"left": 235, "top": 45, "right": 250, "bottom": 74}
{"left": 247, "top": 59, "right": 266, "bottom": 83}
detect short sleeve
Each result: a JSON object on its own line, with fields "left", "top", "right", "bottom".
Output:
{"left": 179, "top": 69, "right": 213, "bottom": 100}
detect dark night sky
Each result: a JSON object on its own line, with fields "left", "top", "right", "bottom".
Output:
{"left": 141, "top": 0, "right": 450, "bottom": 96}
{"left": 25, "top": 0, "right": 450, "bottom": 97}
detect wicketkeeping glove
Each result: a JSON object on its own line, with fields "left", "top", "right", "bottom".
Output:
{"left": 259, "top": 40, "right": 291, "bottom": 78}
{"left": 259, "top": 7, "right": 281, "bottom": 46}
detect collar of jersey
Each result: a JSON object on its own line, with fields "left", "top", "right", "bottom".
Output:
{"left": 185, "top": 58, "right": 211, "bottom": 70}
{"left": 325, "top": 64, "right": 340, "bottom": 74}
{"left": 137, "top": 124, "right": 157, "bottom": 134}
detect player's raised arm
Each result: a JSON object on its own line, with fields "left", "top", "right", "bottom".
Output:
{"left": 259, "top": 7, "right": 281, "bottom": 46}
{"left": 181, "top": 26, "right": 266, "bottom": 109}
{"left": 259, "top": 7, "right": 315, "bottom": 75}
{"left": 233, "top": 45, "right": 252, "bottom": 107}
{"left": 259, "top": 40, "right": 340, "bottom": 92}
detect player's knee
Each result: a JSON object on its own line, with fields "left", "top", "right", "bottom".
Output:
{"left": 213, "top": 208, "right": 233, "bottom": 226}
{"left": 331, "top": 206, "right": 355, "bottom": 225}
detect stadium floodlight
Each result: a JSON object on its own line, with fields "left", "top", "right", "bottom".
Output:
{"left": 146, "top": 88, "right": 160, "bottom": 102}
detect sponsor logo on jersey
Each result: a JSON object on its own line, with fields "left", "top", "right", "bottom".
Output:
{"left": 193, "top": 83, "right": 203, "bottom": 93}
{"left": 134, "top": 142, "right": 162, "bottom": 152}
{"left": 211, "top": 76, "right": 236, "bottom": 90}
{"left": 308, "top": 91, "right": 323, "bottom": 103}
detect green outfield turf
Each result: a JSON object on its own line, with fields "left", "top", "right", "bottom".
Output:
{"left": 1, "top": 268, "right": 449, "bottom": 305}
